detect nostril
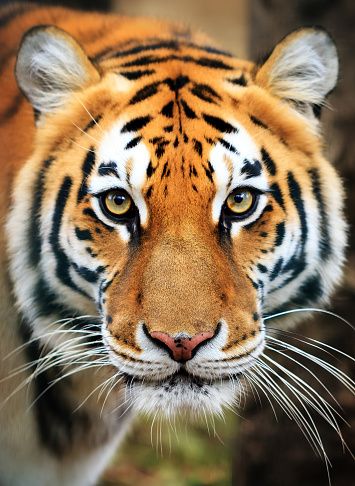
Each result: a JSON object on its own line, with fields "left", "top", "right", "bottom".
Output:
{"left": 148, "top": 329, "right": 215, "bottom": 362}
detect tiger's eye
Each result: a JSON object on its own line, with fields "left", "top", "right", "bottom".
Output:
{"left": 104, "top": 191, "right": 132, "bottom": 216}
{"left": 226, "top": 190, "right": 254, "bottom": 215}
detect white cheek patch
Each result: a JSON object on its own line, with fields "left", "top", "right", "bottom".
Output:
{"left": 89, "top": 119, "right": 151, "bottom": 233}
{"left": 209, "top": 119, "right": 269, "bottom": 227}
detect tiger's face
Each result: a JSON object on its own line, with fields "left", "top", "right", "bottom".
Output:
{"left": 8, "top": 25, "right": 346, "bottom": 416}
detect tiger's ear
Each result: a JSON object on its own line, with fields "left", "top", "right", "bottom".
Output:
{"left": 255, "top": 27, "right": 338, "bottom": 118}
{"left": 16, "top": 25, "right": 100, "bottom": 114}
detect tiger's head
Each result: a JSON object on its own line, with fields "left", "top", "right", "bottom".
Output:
{"left": 8, "top": 24, "right": 346, "bottom": 416}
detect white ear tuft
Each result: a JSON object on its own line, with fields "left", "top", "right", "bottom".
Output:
{"left": 16, "top": 25, "right": 100, "bottom": 114}
{"left": 256, "top": 28, "right": 338, "bottom": 110}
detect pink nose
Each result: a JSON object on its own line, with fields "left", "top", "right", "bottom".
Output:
{"left": 149, "top": 330, "right": 215, "bottom": 362}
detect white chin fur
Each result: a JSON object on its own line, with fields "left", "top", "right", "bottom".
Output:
{"left": 126, "top": 378, "right": 240, "bottom": 418}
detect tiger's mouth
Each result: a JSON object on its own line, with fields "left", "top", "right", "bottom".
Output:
{"left": 122, "top": 367, "right": 241, "bottom": 416}
{"left": 120, "top": 366, "right": 245, "bottom": 417}
{"left": 122, "top": 367, "right": 242, "bottom": 387}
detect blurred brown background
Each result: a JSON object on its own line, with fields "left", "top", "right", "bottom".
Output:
{"left": 5, "top": 0, "right": 354, "bottom": 484}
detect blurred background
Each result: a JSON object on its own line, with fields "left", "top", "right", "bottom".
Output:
{"left": 3, "top": 0, "right": 354, "bottom": 484}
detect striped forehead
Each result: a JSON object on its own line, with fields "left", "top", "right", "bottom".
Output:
{"left": 89, "top": 119, "right": 150, "bottom": 224}
{"left": 209, "top": 120, "right": 269, "bottom": 223}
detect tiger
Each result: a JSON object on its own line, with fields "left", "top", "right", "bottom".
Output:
{"left": 0, "top": 2, "right": 350, "bottom": 485}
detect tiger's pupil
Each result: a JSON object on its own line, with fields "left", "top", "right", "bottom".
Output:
{"left": 105, "top": 191, "right": 131, "bottom": 216}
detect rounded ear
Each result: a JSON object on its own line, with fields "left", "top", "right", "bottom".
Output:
{"left": 255, "top": 27, "right": 338, "bottom": 117}
{"left": 15, "top": 25, "right": 100, "bottom": 114}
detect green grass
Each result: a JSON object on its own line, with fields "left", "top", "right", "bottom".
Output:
{"left": 101, "top": 411, "right": 238, "bottom": 485}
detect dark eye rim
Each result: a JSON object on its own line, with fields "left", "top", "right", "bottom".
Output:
{"left": 97, "top": 189, "right": 138, "bottom": 222}
{"left": 222, "top": 187, "right": 261, "bottom": 221}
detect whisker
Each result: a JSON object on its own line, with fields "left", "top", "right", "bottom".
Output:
{"left": 264, "top": 307, "right": 354, "bottom": 331}
{"left": 72, "top": 121, "right": 100, "bottom": 144}
{"left": 266, "top": 336, "right": 355, "bottom": 394}
{"left": 265, "top": 343, "right": 344, "bottom": 411}
{"left": 73, "top": 94, "right": 104, "bottom": 132}
{"left": 253, "top": 362, "right": 329, "bottom": 462}
{"left": 261, "top": 354, "right": 345, "bottom": 437}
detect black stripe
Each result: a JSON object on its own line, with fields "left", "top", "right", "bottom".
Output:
{"left": 270, "top": 182, "right": 285, "bottom": 210}
{"left": 29, "top": 158, "right": 55, "bottom": 266}
{"left": 261, "top": 147, "right": 276, "bottom": 176}
{"left": 96, "top": 40, "right": 180, "bottom": 61}
{"left": 149, "top": 136, "right": 164, "bottom": 144}
{"left": 270, "top": 258, "right": 284, "bottom": 281}
{"left": 227, "top": 75, "right": 247, "bottom": 86}
{"left": 165, "top": 75, "right": 189, "bottom": 92}
{"left": 189, "top": 165, "right": 198, "bottom": 177}
{"left": 83, "top": 115, "right": 102, "bottom": 133}
{"left": 120, "top": 55, "right": 168, "bottom": 68}
{"left": 282, "top": 251, "right": 307, "bottom": 282}
{"left": 129, "top": 82, "right": 160, "bottom": 104}
{"left": 204, "top": 163, "right": 214, "bottom": 182}
{"left": 287, "top": 172, "right": 308, "bottom": 247}
{"left": 146, "top": 185, "right": 153, "bottom": 198}
{"left": 257, "top": 264, "right": 268, "bottom": 274}
{"left": 146, "top": 161, "right": 156, "bottom": 178}
{"left": 274, "top": 221, "right": 285, "bottom": 246}
{"left": 277, "top": 172, "right": 309, "bottom": 284}
{"left": 97, "top": 40, "right": 232, "bottom": 62}
{"left": 190, "top": 83, "right": 221, "bottom": 103}
{"left": 203, "top": 114, "right": 237, "bottom": 133}
{"left": 121, "top": 115, "right": 151, "bottom": 133}
{"left": 187, "top": 43, "right": 233, "bottom": 57}
{"left": 77, "top": 148, "right": 96, "bottom": 203}
{"left": 161, "top": 101, "right": 174, "bottom": 118}
{"left": 161, "top": 161, "right": 169, "bottom": 179}
{"left": 125, "top": 136, "right": 142, "bottom": 150}
{"left": 119, "top": 69, "right": 156, "bottom": 80}
{"left": 241, "top": 159, "right": 262, "bottom": 179}
{"left": 32, "top": 276, "right": 76, "bottom": 319}
{"left": 75, "top": 227, "right": 93, "bottom": 241}
{"left": 156, "top": 141, "right": 168, "bottom": 158}
{"left": 181, "top": 99, "right": 197, "bottom": 119}
{"left": 218, "top": 138, "right": 239, "bottom": 154}
{"left": 293, "top": 274, "right": 323, "bottom": 305}
{"left": 49, "top": 177, "right": 86, "bottom": 295}
{"left": 196, "top": 57, "right": 233, "bottom": 70}
{"left": 250, "top": 115, "right": 268, "bottom": 129}
{"left": 120, "top": 54, "right": 233, "bottom": 70}
{"left": 308, "top": 168, "right": 331, "bottom": 260}
{"left": 72, "top": 263, "right": 99, "bottom": 283}
{"left": 98, "top": 161, "right": 119, "bottom": 177}
{"left": 193, "top": 139, "right": 203, "bottom": 157}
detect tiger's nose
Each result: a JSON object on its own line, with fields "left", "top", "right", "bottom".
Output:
{"left": 148, "top": 329, "right": 215, "bottom": 362}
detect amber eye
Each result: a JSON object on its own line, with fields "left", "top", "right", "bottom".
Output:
{"left": 225, "top": 189, "right": 257, "bottom": 217}
{"left": 101, "top": 190, "right": 132, "bottom": 218}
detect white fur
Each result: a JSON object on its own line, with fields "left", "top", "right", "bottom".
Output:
{"left": 266, "top": 30, "right": 338, "bottom": 105}
{"left": 16, "top": 28, "right": 97, "bottom": 113}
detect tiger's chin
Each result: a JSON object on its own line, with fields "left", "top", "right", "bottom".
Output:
{"left": 123, "top": 369, "right": 240, "bottom": 417}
